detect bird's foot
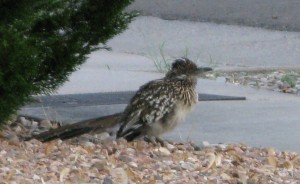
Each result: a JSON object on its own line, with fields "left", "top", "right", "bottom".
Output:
{"left": 144, "top": 136, "right": 172, "bottom": 147}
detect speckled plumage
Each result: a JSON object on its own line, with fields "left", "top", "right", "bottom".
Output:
{"left": 117, "top": 58, "right": 212, "bottom": 141}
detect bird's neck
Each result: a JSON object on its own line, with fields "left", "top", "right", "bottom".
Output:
{"left": 166, "top": 74, "right": 198, "bottom": 87}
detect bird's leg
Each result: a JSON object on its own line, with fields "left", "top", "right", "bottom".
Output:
{"left": 143, "top": 136, "right": 158, "bottom": 145}
{"left": 144, "top": 136, "right": 172, "bottom": 147}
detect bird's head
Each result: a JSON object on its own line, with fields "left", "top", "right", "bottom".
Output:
{"left": 166, "top": 57, "right": 212, "bottom": 78}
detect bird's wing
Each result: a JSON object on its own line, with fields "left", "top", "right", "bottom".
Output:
{"left": 117, "top": 79, "right": 177, "bottom": 136}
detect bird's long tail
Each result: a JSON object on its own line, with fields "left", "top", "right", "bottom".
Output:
{"left": 29, "top": 112, "right": 122, "bottom": 142}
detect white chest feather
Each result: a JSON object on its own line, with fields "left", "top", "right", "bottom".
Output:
{"left": 146, "top": 101, "right": 196, "bottom": 136}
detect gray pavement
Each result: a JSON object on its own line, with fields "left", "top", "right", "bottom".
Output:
{"left": 128, "top": 0, "right": 300, "bottom": 32}
{"left": 108, "top": 16, "right": 300, "bottom": 71}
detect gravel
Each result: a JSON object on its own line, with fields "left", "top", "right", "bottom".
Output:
{"left": 210, "top": 70, "right": 300, "bottom": 95}
{"left": 1, "top": 117, "right": 300, "bottom": 183}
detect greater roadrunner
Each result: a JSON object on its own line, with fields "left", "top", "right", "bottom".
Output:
{"left": 30, "top": 57, "right": 212, "bottom": 143}
{"left": 117, "top": 57, "right": 212, "bottom": 142}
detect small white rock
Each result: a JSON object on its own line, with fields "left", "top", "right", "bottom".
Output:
{"left": 202, "top": 141, "right": 210, "bottom": 147}
{"left": 187, "top": 157, "right": 197, "bottom": 162}
{"left": 128, "top": 162, "right": 138, "bottom": 168}
{"left": 163, "top": 160, "right": 174, "bottom": 165}
{"left": 33, "top": 174, "right": 40, "bottom": 180}
{"left": 126, "top": 148, "right": 136, "bottom": 154}
{"left": 96, "top": 132, "right": 110, "bottom": 141}
{"left": 14, "top": 126, "right": 22, "bottom": 133}
{"left": 180, "top": 161, "right": 195, "bottom": 170}
{"left": 158, "top": 147, "right": 171, "bottom": 156}
{"left": 166, "top": 143, "right": 175, "bottom": 151}
{"left": 83, "top": 141, "right": 95, "bottom": 148}
{"left": 31, "top": 121, "right": 39, "bottom": 128}
{"left": 19, "top": 117, "right": 31, "bottom": 127}
{"left": 39, "top": 119, "right": 52, "bottom": 129}
{"left": 0, "top": 150, "right": 7, "bottom": 155}
{"left": 0, "top": 167, "right": 10, "bottom": 172}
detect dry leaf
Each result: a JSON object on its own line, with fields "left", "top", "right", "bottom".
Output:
{"left": 64, "top": 179, "right": 74, "bottom": 184}
{"left": 201, "top": 153, "right": 216, "bottom": 172}
{"left": 267, "top": 156, "right": 277, "bottom": 167}
{"left": 249, "top": 172, "right": 259, "bottom": 183}
{"left": 280, "top": 161, "right": 293, "bottom": 170}
{"left": 231, "top": 153, "right": 243, "bottom": 165}
{"left": 45, "top": 141, "right": 55, "bottom": 155}
{"left": 148, "top": 176, "right": 156, "bottom": 184}
{"left": 59, "top": 168, "right": 70, "bottom": 182}
{"left": 291, "top": 154, "right": 300, "bottom": 162}
{"left": 220, "top": 173, "right": 231, "bottom": 180}
{"left": 215, "top": 153, "right": 222, "bottom": 167}
{"left": 126, "top": 167, "right": 142, "bottom": 183}
{"left": 5, "top": 169, "right": 16, "bottom": 180}
{"left": 135, "top": 141, "right": 146, "bottom": 151}
{"left": 126, "top": 167, "right": 135, "bottom": 180}
{"left": 75, "top": 146, "right": 89, "bottom": 155}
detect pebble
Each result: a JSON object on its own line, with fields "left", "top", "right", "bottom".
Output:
{"left": 110, "top": 168, "right": 128, "bottom": 184}
{"left": 39, "top": 119, "right": 52, "bottom": 129}
{"left": 118, "top": 155, "right": 133, "bottom": 163}
{"left": 125, "top": 148, "right": 136, "bottom": 154}
{"left": 0, "top": 167, "right": 10, "bottom": 173}
{"left": 180, "top": 161, "right": 195, "bottom": 171}
{"left": 95, "top": 132, "right": 110, "bottom": 141}
{"left": 187, "top": 157, "right": 198, "bottom": 162}
{"left": 163, "top": 160, "right": 174, "bottom": 165}
{"left": 166, "top": 143, "right": 175, "bottom": 151}
{"left": 128, "top": 161, "right": 138, "bottom": 168}
{"left": 32, "top": 174, "right": 40, "bottom": 180}
{"left": 278, "top": 83, "right": 290, "bottom": 89}
{"left": 13, "top": 126, "right": 22, "bottom": 133}
{"left": 83, "top": 141, "right": 95, "bottom": 148}
{"left": 91, "top": 161, "right": 106, "bottom": 171}
{"left": 157, "top": 147, "right": 171, "bottom": 156}
{"left": 102, "top": 177, "right": 113, "bottom": 184}
{"left": 6, "top": 134, "right": 20, "bottom": 146}
{"left": 31, "top": 121, "right": 39, "bottom": 129}
{"left": 247, "top": 81, "right": 258, "bottom": 86}
{"left": 19, "top": 117, "right": 31, "bottom": 127}
{"left": 202, "top": 141, "right": 210, "bottom": 147}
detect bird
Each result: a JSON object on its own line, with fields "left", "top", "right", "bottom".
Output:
{"left": 28, "top": 57, "right": 212, "bottom": 143}
{"left": 116, "top": 57, "right": 212, "bottom": 143}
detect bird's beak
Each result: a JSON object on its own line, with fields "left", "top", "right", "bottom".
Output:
{"left": 194, "top": 67, "right": 213, "bottom": 77}
{"left": 196, "top": 67, "right": 213, "bottom": 74}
